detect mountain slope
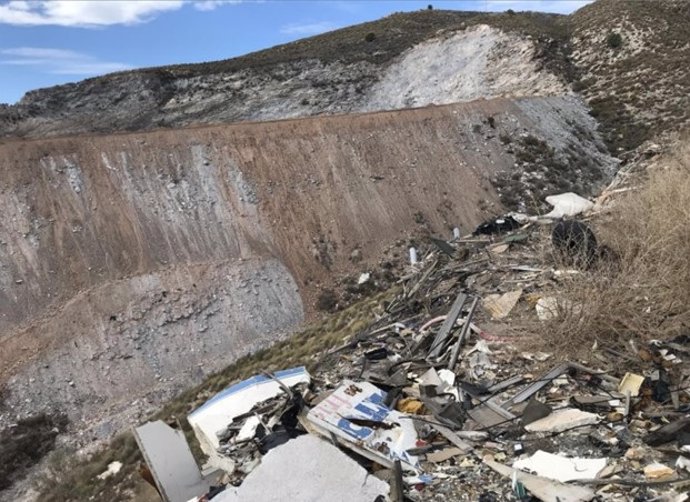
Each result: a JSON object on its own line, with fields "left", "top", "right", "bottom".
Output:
{"left": 571, "top": 0, "right": 690, "bottom": 151}
{"left": 0, "top": 10, "right": 574, "bottom": 139}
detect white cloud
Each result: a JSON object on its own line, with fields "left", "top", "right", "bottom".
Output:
{"left": 0, "top": 47, "right": 132, "bottom": 75}
{"left": 0, "top": 1, "right": 184, "bottom": 27}
{"left": 193, "top": 0, "right": 241, "bottom": 11}
{"left": 280, "top": 21, "right": 338, "bottom": 36}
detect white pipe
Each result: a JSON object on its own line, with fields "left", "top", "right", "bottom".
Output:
{"left": 409, "top": 247, "right": 418, "bottom": 265}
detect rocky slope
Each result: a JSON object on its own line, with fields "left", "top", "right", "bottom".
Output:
{"left": 0, "top": 97, "right": 616, "bottom": 446}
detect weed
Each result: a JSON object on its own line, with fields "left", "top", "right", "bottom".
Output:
{"left": 521, "top": 138, "right": 690, "bottom": 354}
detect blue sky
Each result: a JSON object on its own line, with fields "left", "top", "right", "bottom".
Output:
{"left": 0, "top": 0, "right": 591, "bottom": 104}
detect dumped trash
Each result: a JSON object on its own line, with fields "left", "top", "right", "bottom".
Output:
{"left": 512, "top": 450, "right": 607, "bottom": 482}
{"left": 133, "top": 421, "right": 213, "bottom": 502}
{"left": 133, "top": 190, "right": 690, "bottom": 502}
{"left": 485, "top": 456, "right": 596, "bottom": 502}
{"left": 307, "top": 380, "right": 421, "bottom": 470}
{"left": 524, "top": 408, "right": 600, "bottom": 433}
{"left": 97, "top": 461, "right": 123, "bottom": 481}
{"left": 187, "top": 367, "right": 311, "bottom": 473}
{"left": 551, "top": 219, "right": 598, "bottom": 268}
{"left": 214, "top": 435, "right": 390, "bottom": 502}
{"left": 618, "top": 372, "right": 645, "bottom": 397}
{"left": 473, "top": 215, "right": 521, "bottom": 235}
{"left": 643, "top": 462, "right": 675, "bottom": 480}
{"left": 482, "top": 289, "right": 522, "bottom": 320}
{"left": 544, "top": 192, "right": 594, "bottom": 219}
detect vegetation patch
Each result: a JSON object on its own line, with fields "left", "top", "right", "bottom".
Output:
{"left": 0, "top": 412, "right": 69, "bottom": 491}
{"left": 492, "top": 134, "right": 606, "bottom": 212}
{"left": 606, "top": 32, "right": 623, "bottom": 48}
{"left": 572, "top": 0, "right": 690, "bottom": 153}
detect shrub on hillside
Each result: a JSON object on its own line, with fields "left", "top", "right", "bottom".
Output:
{"left": 606, "top": 32, "right": 623, "bottom": 48}
{"left": 316, "top": 289, "right": 338, "bottom": 312}
{"left": 0, "top": 413, "right": 69, "bottom": 490}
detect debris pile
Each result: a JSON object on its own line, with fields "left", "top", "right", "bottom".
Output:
{"left": 133, "top": 193, "right": 690, "bottom": 502}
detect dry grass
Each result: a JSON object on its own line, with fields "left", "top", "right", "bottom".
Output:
{"left": 531, "top": 138, "right": 690, "bottom": 353}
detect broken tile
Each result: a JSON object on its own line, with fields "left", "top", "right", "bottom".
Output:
{"left": 524, "top": 408, "right": 599, "bottom": 433}
{"left": 482, "top": 289, "right": 522, "bottom": 320}
{"left": 643, "top": 462, "right": 675, "bottom": 480}
{"left": 215, "top": 435, "right": 389, "bottom": 502}
{"left": 513, "top": 450, "right": 607, "bottom": 482}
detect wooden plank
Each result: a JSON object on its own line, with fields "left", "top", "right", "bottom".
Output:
{"left": 428, "top": 292, "right": 466, "bottom": 359}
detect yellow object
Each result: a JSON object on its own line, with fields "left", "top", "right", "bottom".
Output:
{"left": 618, "top": 372, "right": 645, "bottom": 397}
{"left": 396, "top": 398, "right": 425, "bottom": 414}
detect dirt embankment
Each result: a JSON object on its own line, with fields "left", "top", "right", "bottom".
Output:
{"left": 0, "top": 96, "right": 615, "bottom": 441}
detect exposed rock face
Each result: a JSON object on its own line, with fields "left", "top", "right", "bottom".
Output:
{"left": 0, "top": 97, "right": 616, "bottom": 439}
{"left": 0, "top": 25, "right": 567, "bottom": 139}
{"left": 362, "top": 25, "right": 567, "bottom": 111}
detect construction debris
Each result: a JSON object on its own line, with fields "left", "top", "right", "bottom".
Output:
{"left": 544, "top": 192, "right": 594, "bottom": 219}
{"left": 97, "top": 461, "right": 123, "bottom": 481}
{"left": 524, "top": 408, "right": 600, "bottom": 433}
{"left": 618, "top": 372, "right": 645, "bottom": 397}
{"left": 214, "top": 435, "right": 389, "bottom": 502}
{"left": 133, "top": 201, "right": 690, "bottom": 502}
{"left": 482, "top": 289, "right": 522, "bottom": 320}
{"left": 187, "top": 367, "right": 310, "bottom": 473}
{"left": 512, "top": 450, "right": 607, "bottom": 482}
{"left": 307, "top": 380, "right": 421, "bottom": 470}
{"left": 643, "top": 462, "right": 676, "bottom": 480}
{"left": 133, "top": 421, "right": 213, "bottom": 502}
{"left": 484, "top": 457, "right": 596, "bottom": 502}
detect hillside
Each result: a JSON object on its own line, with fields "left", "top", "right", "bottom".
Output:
{"left": 0, "top": 10, "right": 573, "bottom": 139}
{"left": 2, "top": 1, "right": 687, "bottom": 155}
{"left": 571, "top": 0, "right": 690, "bottom": 152}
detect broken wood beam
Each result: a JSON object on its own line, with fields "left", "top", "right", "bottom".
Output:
{"left": 428, "top": 292, "right": 467, "bottom": 359}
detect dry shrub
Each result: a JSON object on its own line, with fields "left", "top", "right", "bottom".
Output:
{"left": 536, "top": 139, "right": 690, "bottom": 353}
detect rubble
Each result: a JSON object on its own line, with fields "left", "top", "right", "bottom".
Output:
{"left": 307, "top": 380, "right": 421, "bottom": 470}
{"left": 484, "top": 457, "right": 596, "bottom": 502}
{"left": 132, "top": 200, "right": 690, "bottom": 502}
{"left": 543, "top": 192, "right": 594, "bottom": 219}
{"left": 133, "top": 421, "right": 214, "bottom": 502}
{"left": 524, "top": 408, "right": 600, "bottom": 433}
{"left": 619, "top": 372, "right": 645, "bottom": 397}
{"left": 96, "top": 461, "right": 123, "bottom": 481}
{"left": 512, "top": 450, "right": 607, "bottom": 482}
{"left": 482, "top": 289, "right": 522, "bottom": 320}
{"left": 214, "top": 435, "right": 389, "bottom": 502}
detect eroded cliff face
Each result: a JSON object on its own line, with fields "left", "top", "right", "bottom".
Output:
{"left": 0, "top": 96, "right": 616, "bottom": 440}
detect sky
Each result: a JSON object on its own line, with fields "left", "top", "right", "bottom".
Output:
{"left": 0, "top": 0, "right": 592, "bottom": 104}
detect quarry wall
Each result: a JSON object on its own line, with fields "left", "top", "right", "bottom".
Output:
{"left": 0, "top": 96, "right": 615, "bottom": 439}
